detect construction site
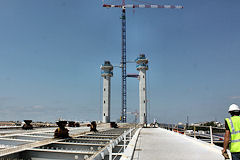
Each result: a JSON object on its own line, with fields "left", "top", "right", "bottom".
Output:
{"left": 0, "top": 120, "right": 228, "bottom": 160}
{"left": 0, "top": 0, "right": 239, "bottom": 159}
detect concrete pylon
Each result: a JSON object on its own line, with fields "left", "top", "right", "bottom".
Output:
{"left": 136, "top": 54, "right": 148, "bottom": 124}
{"left": 101, "top": 61, "right": 113, "bottom": 123}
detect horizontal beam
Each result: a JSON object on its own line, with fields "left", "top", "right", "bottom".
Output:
{"left": 0, "top": 138, "right": 35, "bottom": 143}
{"left": 54, "top": 142, "right": 105, "bottom": 146}
{"left": 103, "top": 4, "right": 183, "bottom": 9}
{"left": 29, "top": 148, "right": 95, "bottom": 154}
{"left": 22, "top": 150, "right": 94, "bottom": 160}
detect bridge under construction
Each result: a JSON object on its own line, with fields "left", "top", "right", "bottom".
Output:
{"left": 0, "top": 123, "right": 228, "bottom": 160}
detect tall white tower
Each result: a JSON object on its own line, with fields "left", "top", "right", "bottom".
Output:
{"left": 101, "top": 61, "right": 113, "bottom": 123}
{"left": 136, "top": 54, "right": 148, "bottom": 124}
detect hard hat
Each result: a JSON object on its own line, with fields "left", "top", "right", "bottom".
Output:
{"left": 228, "top": 104, "right": 240, "bottom": 112}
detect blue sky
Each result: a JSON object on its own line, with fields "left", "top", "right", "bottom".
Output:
{"left": 0, "top": 0, "right": 240, "bottom": 124}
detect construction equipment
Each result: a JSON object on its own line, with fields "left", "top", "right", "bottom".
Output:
{"left": 103, "top": 0, "right": 183, "bottom": 123}
{"left": 87, "top": 121, "right": 98, "bottom": 132}
{"left": 110, "top": 122, "right": 118, "bottom": 128}
{"left": 68, "top": 121, "right": 75, "bottom": 127}
{"left": 22, "top": 120, "right": 33, "bottom": 130}
{"left": 150, "top": 118, "right": 158, "bottom": 128}
{"left": 127, "top": 111, "right": 139, "bottom": 124}
{"left": 54, "top": 121, "right": 69, "bottom": 138}
{"left": 75, "top": 122, "right": 80, "bottom": 127}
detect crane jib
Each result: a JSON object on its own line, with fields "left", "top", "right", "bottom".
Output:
{"left": 103, "top": 4, "right": 183, "bottom": 9}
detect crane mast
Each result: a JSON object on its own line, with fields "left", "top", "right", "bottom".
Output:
{"left": 121, "top": 7, "right": 127, "bottom": 123}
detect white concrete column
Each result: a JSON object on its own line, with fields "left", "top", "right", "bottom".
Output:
{"left": 103, "top": 76, "right": 111, "bottom": 123}
{"left": 139, "top": 69, "right": 147, "bottom": 124}
{"left": 136, "top": 54, "right": 148, "bottom": 124}
{"left": 101, "top": 61, "right": 113, "bottom": 123}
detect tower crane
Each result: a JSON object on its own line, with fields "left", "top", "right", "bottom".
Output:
{"left": 103, "top": 0, "right": 183, "bottom": 123}
{"left": 127, "top": 111, "right": 139, "bottom": 123}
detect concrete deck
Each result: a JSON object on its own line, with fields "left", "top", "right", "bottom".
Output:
{"left": 133, "top": 128, "right": 226, "bottom": 160}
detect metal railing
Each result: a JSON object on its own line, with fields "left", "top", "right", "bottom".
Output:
{"left": 91, "top": 128, "right": 135, "bottom": 160}
{"left": 160, "top": 124, "right": 225, "bottom": 146}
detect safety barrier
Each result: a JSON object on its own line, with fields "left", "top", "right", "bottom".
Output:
{"left": 91, "top": 128, "right": 135, "bottom": 160}
{"left": 120, "top": 128, "right": 141, "bottom": 160}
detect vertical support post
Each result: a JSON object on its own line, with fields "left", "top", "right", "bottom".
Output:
{"left": 101, "top": 61, "right": 113, "bottom": 123}
{"left": 210, "top": 126, "right": 213, "bottom": 145}
{"left": 136, "top": 54, "right": 148, "bottom": 124}
{"left": 109, "top": 140, "right": 112, "bottom": 160}
{"left": 194, "top": 125, "right": 196, "bottom": 138}
{"left": 124, "top": 130, "right": 126, "bottom": 151}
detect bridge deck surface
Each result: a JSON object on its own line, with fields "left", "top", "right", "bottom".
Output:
{"left": 133, "top": 128, "right": 225, "bottom": 160}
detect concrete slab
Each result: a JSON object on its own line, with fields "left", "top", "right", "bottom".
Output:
{"left": 133, "top": 128, "right": 225, "bottom": 160}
